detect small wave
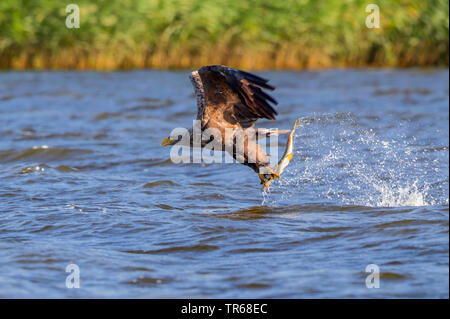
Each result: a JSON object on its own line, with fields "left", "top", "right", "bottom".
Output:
{"left": 184, "top": 193, "right": 229, "bottom": 200}
{"left": 127, "top": 98, "right": 174, "bottom": 111}
{"left": 123, "top": 244, "right": 218, "bottom": 254}
{"left": 55, "top": 165, "right": 78, "bottom": 172}
{"left": 373, "top": 88, "right": 431, "bottom": 96}
{"left": 19, "top": 164, "right": 49, "bottom": 174}
{"left": 154, "top": 203, "right": 183, "bottom": 210}
{"left": 143, "top": 180, "right": 178, "bottom": 188}
{"left": 94, "top": 112, "right": 122, "bottom": 121}
{"left": 0, "top": 146, "right": 93, "bottom": 163}
{"left": 123, "top": 277, "right": 167, "bottom": 286}
{"left": 236, "top": 283, "right": 271, "bottom": 289}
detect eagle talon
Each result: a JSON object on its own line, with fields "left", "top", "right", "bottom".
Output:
{"left": 258, "top": 173, "right": 266, "bottom": 185}
{"left": 263, "top": 166, "right": 280, "bottom": 179}
{"left": 258, "top": 173, "right": 273, "bottom": 189}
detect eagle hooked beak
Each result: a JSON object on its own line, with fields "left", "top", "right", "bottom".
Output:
{"left": 161, "top": 137, "right": 176, "bottom": 147}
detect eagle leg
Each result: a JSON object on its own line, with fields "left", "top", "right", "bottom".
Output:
{"left": 258, "top": 167, "right": 280, "bottom": 190}
{"left": 258, "top": 173, "right": 269, "bottom": 188}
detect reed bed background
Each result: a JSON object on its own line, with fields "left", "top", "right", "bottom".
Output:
{"left": 0, "top": 0, "right": 448, "bottom": 70}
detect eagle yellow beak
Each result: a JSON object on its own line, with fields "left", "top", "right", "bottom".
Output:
{"left": 161, "top": 137, "right": 174, "bottom": 147}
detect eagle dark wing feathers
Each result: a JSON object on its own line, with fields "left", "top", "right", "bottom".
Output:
{"left": 236, "top": 69, "right": 275, "bottom": 89}
{"left": 199, "top": 65, "right": 279, "bottom": 123}
{"left": 222, "top": 67, "right": 278, "bottom": 121}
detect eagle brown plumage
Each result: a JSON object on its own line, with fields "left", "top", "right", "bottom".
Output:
{"left": 162, "top": 65, "right": 297, "bottom": 189}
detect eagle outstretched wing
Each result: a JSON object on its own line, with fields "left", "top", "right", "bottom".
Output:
{"left": 190, "top": 65, "right": 278, "bottom": 128}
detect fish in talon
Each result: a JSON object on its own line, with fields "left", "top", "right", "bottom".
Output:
{"left": 262, "top": 118, "right": 300, "bottom": 191}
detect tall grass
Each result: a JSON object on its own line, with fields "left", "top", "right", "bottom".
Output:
{"left": 0, "top": 0, "right": 448, "bottom": 69}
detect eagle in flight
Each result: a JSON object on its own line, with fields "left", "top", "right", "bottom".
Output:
{"left": 161, "top": 65, "right": 299, "bottom": 190}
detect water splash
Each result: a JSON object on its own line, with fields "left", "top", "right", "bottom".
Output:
{"left": 265, "top": 113, "right": 449, "bottom": 208}
{"left": 371, "top": 180, "right": 430, "bottom": 207}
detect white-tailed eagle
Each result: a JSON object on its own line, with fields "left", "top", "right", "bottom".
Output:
{"left": 162, "top": 65, "right": 299, "bottom": 189}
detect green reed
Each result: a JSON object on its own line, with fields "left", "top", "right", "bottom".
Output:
{"left": 0, "top": 0, "right": 448, "bottom": 69}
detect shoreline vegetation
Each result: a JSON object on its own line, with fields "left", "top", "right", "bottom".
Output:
{"left": 0, "top": 0, "right": 448, "bottom": 70}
